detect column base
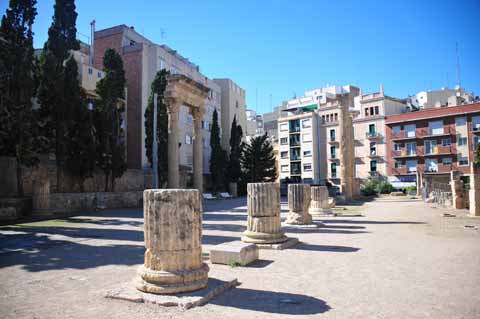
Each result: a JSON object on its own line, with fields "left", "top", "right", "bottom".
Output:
{"left": 284, "top": 211, "right": 312, "bottom": 225}
{"left": 241, "top": 230, "right": 288, "bottom": 244}
{"left": 309, "top": 207, "right": 333, "bottom": 215}
{"left": 136, "top": 263, "right": 209, "bottom": 294}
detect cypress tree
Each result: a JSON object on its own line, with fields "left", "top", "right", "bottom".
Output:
{"left": 144, "top": 69, "right": 169, "bottom": 187}
{"left": 37, "top": 0, "right": 80, "bottom": 192}
{"left": 227, "top": 115, "right": 243, "bottom": 184}
{"left": 95, "top": 48, "right": 127, "bottom": 191}
{"left": 209, "top": 108, "right": 227, "bottom": 192}
{"left": 241, "top": 133, "right": 277, "bottom": 183}
{"left": 0, "top": 0, "right": 39, "bottom": 196}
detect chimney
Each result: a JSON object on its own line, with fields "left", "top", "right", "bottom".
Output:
{"left": 90, "top": 20, "right": 95, "bottom": 66}
{"left": 379, "top": 83, "right": 384, "bottom": 96}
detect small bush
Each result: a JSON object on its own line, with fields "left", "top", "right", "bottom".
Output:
{"left": 361, "top": 179, "right": 378, "bottom": 196}
{"left": 375, "top": 181, "right": 395, "bottom": 194}
{"left": 406, "top": 185, "right": 417, "bottom": 193}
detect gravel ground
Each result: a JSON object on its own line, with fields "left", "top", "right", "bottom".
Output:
{"left": 1, "top": 198, "right": 479, "bottom": 319}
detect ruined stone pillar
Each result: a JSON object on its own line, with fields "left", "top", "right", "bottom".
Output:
{"left": 285, "top": 184, "right": 312, "bottom": 225}
{"left": 469, "top": 163, "right": 480, "bottom": 217}
{"left": 167, "top": 102, "right": 181, "bottom": 188}
{"left": 309, "top": 186, "right": 331, "bottom": 215}
{"left": 242, "top": 183, "right": 287, "bottom": 244}
{"left": 192, "top": 108, "right": 204, "bottom": 194}
{"left": 32, "top": 178, "right": 50, "bottom": 214}
{"left": 450, "top": 171, "right": 465, "bottom": 209}
{"left": 136, "top": 189, "right": 209, "bottom": 294}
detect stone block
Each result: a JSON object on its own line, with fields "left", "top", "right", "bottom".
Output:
{"left": 210, "top": 241, "right": 258, "bottom": 266}
{"left": 255, "top": 237, "right": 299, "bottom": 250}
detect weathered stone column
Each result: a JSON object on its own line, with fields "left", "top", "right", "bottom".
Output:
{"left": 469, "top": 163, "right": 480, "bottom": 217}
{"left": 450, "top": 171, "right": 465, "bottom": 209}
{"left": 242, "top": 183, "right": 287, "bottom": 244}
{"left": 136, "top": 189, "right": 209, "bottom": 294}
{"left": 167, "top": 102, "right": 181, "bottom": 188}
{"left": 192, "top": 108, "right": 204, "bottom": 194}
{"left": 32, "top": 178, "right": 50, "bottom": 214}
{"left": 309, "top": 186, "right": 331, "bottom": 215}
{"left": 285, "top": 184, "right": 312, "bottom": 225}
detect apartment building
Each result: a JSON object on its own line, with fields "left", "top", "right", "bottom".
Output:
{"left": 245, "top": 109, "right": 264, "bottom": 140}
{"left": 278, "top": 85, "right": 359, "bottom": 195}
{"left": 213, "top": 78, "right": 247, "bottom": 150}
{"left": 352, "top": 86, "right": 407, "bottom": 179}
{"left": 408, "top": 87, "right": 475, "bottom": 109}
{"left": 93, "top": 25, "right": 221, "bottom": 179}
{"left": 385, "top": 103, "right": 480, "bottom": 184}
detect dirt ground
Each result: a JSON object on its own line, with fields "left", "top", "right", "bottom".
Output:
{"left": 1, "top": 197, "right": 479, "bottom": 319}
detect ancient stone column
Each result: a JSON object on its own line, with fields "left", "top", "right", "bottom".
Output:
{"left": 309, "top": 186, "right": 331, "bottom": 215}
{"left": 167, "top": 102, "right": 181, "bottom": 188}
{"left": 242, "top": 183, "right": 287, "bottom": 244}
{"left": 469, "top": 163, "right": 480, "bottom": 217}
{"left": 192, "top": 107, "right": 204, "bottom": 194}
{"left": 136, "top": 189, "right": 209, "bottom": 294}
{"left": 285, "top": 184, "right": 312, "bottom": 225}
{"left": 450, "top": 171, "right": 465, "bottom": 209}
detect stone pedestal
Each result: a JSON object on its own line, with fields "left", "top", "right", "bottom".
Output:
{"left": 309, "top": 186, "right": 331, "bottom": 215}
{"left": 241, "top": 183, "right": 287, "bottom": 244}
{"left": 469, "top": 164, "right": 480, "bottom": 217}
{"left": 136, "top": 189, "right": 209, "bottom": 294}
{"left": 285, "top": 184, "right": 312, "bottom": 225}
{"left": 32, "top": 178, "right": 50, "bottom": 214}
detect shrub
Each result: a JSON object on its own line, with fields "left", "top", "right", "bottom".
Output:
{"left": 406, "top": 185, "right": 417, "bottom": 194}
{"left": 361, "top": 179, "right": 378, "bottom": 196}
{"left": 375, "top": 181, "right": 395, "bottom": 194}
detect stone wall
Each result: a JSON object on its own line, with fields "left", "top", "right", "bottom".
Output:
{"left": 0, "top": 157, "right": 18, "bottom": 197}
{"left": 0, "top": 197, "right": 32, "bottom": 221}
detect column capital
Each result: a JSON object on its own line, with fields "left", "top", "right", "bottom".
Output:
{"left": 165, "top": 98, "right": 182, "bottom": 113}
{"left": 189, "top": 106, "right": 206, "bottom": 120}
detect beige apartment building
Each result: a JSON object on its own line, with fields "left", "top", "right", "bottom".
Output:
{"left": 213, "top": 78, "right": 247, "bottom": 151}
{"left": 352, "top": 86, "right": 407, "bottom": 180}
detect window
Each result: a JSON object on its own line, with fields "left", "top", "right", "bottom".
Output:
{"left": 406, "top": 160, "right": 418, "bottom": 172}
{"left": 330, "top": 129, "right": 336, "bottom": 141}
{"left": 370, "top": 160, "right": 377, "bottom": 172}
{"left": 302, "top": 119, "right": 311, "bottom": 128}
{"left": 392, "top": 126, "right": 401, "bottom": 134}
{"left": 473, "top": 116, "right": 480, "bottom": 131}
{"left": 394, "top": 143, "right": 401, "bottom": 151}
{"left": 281, "top": 165, "right": 289, "bottom": 173}
{"left": 158, "top": 58, "right": 166, "bottom": 70}
{"left": 368, "top": 124, "right": 376, "bottom": 136}
{"left": 364, "top": 108, "right": 369, "bottom": 116}
{"left": 88, "top": 68, "right": 93, "bottom": 75}
{"left": 424, "top": 140, "right": 437, "bottom": 154}
{"left": 185, "top": 135, "right": 192, "bottom": 145}
{"left": 458, "top": 137, "right": 467, "bottom": 146}
{"left": 303, "top": 163, "right": 312, "bottom": 172}
{"left": 235, "top": 101, "right": 239, "bottom": 109}
{"left": 97, "top": 71, "right": 102, "bottom": 78}
{"left": 330, "top": 146, "right": 336, "bottom": 159}
{"left": 280, "top": 137, "right": 288, "bottom": 145}
{"left": 406, "top": 142, "right": 416, "bottom": 155}
{"left": 280, "top": 123, "right": 288, "bottom": 131}
{"left": 303, "top": 150, "right": 312, "bottom": 157}
{"left": 475, "top": 136, "right": 480, "bottom": 149}
{"left": 395, "top": 161, "right": 402, "bottom": 168}
{"left": 425, "top": 159, "right": 438, "bottom": 172}
{"left": 334, "top": 113, "right": 338, "bottom": 121}
{"left": 405, "top": 124, "right": 416, "bottom": 138}
{"left": 428, "top": 120, "right": 444, "bottom": 135}
{"left": 458, "top": 157, "right": 469, "bottom": 166}
{"left": 331, "top": 163, "right": 337, "bottom": 178}
{"left": 370, "top": 107, "right": 374, "bottom": 115}
{"left": 321, "top": 115, "right": 326, "bottom": 123}
{"left": 302, "top": 133, "right": 312, "bottom": 142}
{"left": 280, "top": 151, "right": 288, "bottom": 159}
{"left": 370, "top": 143, "right": 377, "bottom": 156}
{"left": 455, "top": 117, "right": 466, "bottom": 126}
{"left": 442, "top": 157, "right": 452, "bottom": 165}
{"left": 374, "top": 106, "right": 379, "bottom": 115}
{"left": 442, "top": 138, "right": 451, "bottom": 146}
{"left": 290, "top": 148, "right": 300, "bottom": 160}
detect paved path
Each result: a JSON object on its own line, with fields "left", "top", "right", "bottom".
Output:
{"left": 0, "top": 198, "right": 479, "bottom": 318}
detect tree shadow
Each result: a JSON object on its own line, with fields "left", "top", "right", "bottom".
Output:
{"left": 211, "top": 287, "right": 331, "bottom": 315}
{"left": 295, "top": 243, "right": 360, "bottom": 253}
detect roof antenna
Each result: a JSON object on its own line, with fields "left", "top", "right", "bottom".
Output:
{"left": 455, "top": 42, "right": 461, "bottom": 89}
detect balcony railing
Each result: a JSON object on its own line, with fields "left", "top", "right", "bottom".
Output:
{"left": 369, "top": 171, "right": 379, "bottom": 177}
{"left": 291, "top": 169, "right": 301, "bottom": 175}
{"left": 424, "top": 145, "right": 453, "bottom": 156}
{"left": 391, "top": 167, "right": 417, "bottom": 175}
{"left": 366, "top": 131, "right": 380, "bottom": 139}
{"left": 391, "top": 126, "right": 455, "bottom": 140}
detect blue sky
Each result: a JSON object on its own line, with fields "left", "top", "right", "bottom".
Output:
{"left": 2, "top": 0, "right": 479, "bottom": 114}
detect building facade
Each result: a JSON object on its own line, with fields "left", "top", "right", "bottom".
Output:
{"left": 93, "top": 25, "right": 221, "bottom": 180}
{"left": 385, "top": 103, "right": 480, "bottom": 185}
{"left": 213, "top": 78, "right": 247, "bottom": 151}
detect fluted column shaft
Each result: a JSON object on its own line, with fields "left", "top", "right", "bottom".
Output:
{"left": 309, "top": 186, "right": 331, "bottom": 214}
{"left": 285, "top": 184, "right": 312, "bottom": 224}
{"left": 167, "top": 102, "right": 181, "bottom": 188}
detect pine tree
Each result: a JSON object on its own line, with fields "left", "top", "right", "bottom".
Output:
{"left": 95, "top": 48, "right": 127, "bottom": 191}
{"left": 241, "top": 133, "right": 277, "bottom": 183}
{"left": 0, "top": 0, "right": 39, "bottom": 196}
{"left": 63, "top": 56, "right": 95, "bottom": 192}
{"left": 209, "top": 108, "right": 227, "bottom": 192}
{"left": 37, "top": 0, "right": 79, "bottom": 191}
{"left": 227, "top": 115, "right": 243, "bottom": 184}
{"left": 144, "top": 69, "right": 169, "bottom": 187}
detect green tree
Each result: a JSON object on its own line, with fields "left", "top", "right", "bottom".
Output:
{"left": 209, "top": 108, "right": 227, "bottom": 192}
{"left": 227, "top": 115, "right": 243, "bottom": 184}
{"left": 475, "top": 143, "right": 480, "bottom": 166}
{"left": 241, "top": 133, "right": 277, "bottom": 183}
{"left": 63, "top": 56, "right": 95, "bottom": 192}
{"left": 0, "top": 0, "right": 39, "bottom": 196}
{"left": 144, "top": 69, "right": 169, "bottom": 186}
{"left": 95, "top": 48, "right": 127, "bottom": 191}
{"left": 37, "top": 0, "right": 79, "bottom": 191}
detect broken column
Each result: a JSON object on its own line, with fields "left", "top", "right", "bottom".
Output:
{"left": 450, "top": 171, "right": 465, "bottom": 209}
{"left": 285, "top": 184, "right": 312, "bottom": 225}
{"left": 241, "top": 183, "right": 287, "bottom": 244}
{"left": 309, "top": 186, "right": 331, "bottom": 215}
{"left": 469, "top": 163, "right": 480, "bottom": 217}
{"left": 136, "top": 189, "right": 209, "bottom": 294}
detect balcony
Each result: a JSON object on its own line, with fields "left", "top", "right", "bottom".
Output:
{"left": 289, "top": 126, "right": 300, "bottom": 133}
{"left": 423, "top": 145, "right": 453, "bottom": 156}
{"left": 369, "top": 171, "right": 380, "bottom": 177}
{"left": 290, "top": 169, "right": 301, "bottom": 175}
{"left": 472, "top": 126, "right": 480, "bottom": 134}
{"left": 419, "top": 126, "right": 455, "bottom": 138}
{"left": 391, "top": 131, "right": 417, "bottom": 141}
{"left": 365, "top": 131, "right": 380, "bottom": 139}
{"left": 391, "top": 167, "right": 417, "bottom": 175}
{"left": 367, "top": 150, "right": 380, "bottom": 158}
{"left": 289, "top": 136, "right": 301, "bottom": 146}
{"left": 328, "top": 139, "right": 339, "bottom": 145}
{"left": 391, "top": 150, "right": 422, "bottom": 158}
